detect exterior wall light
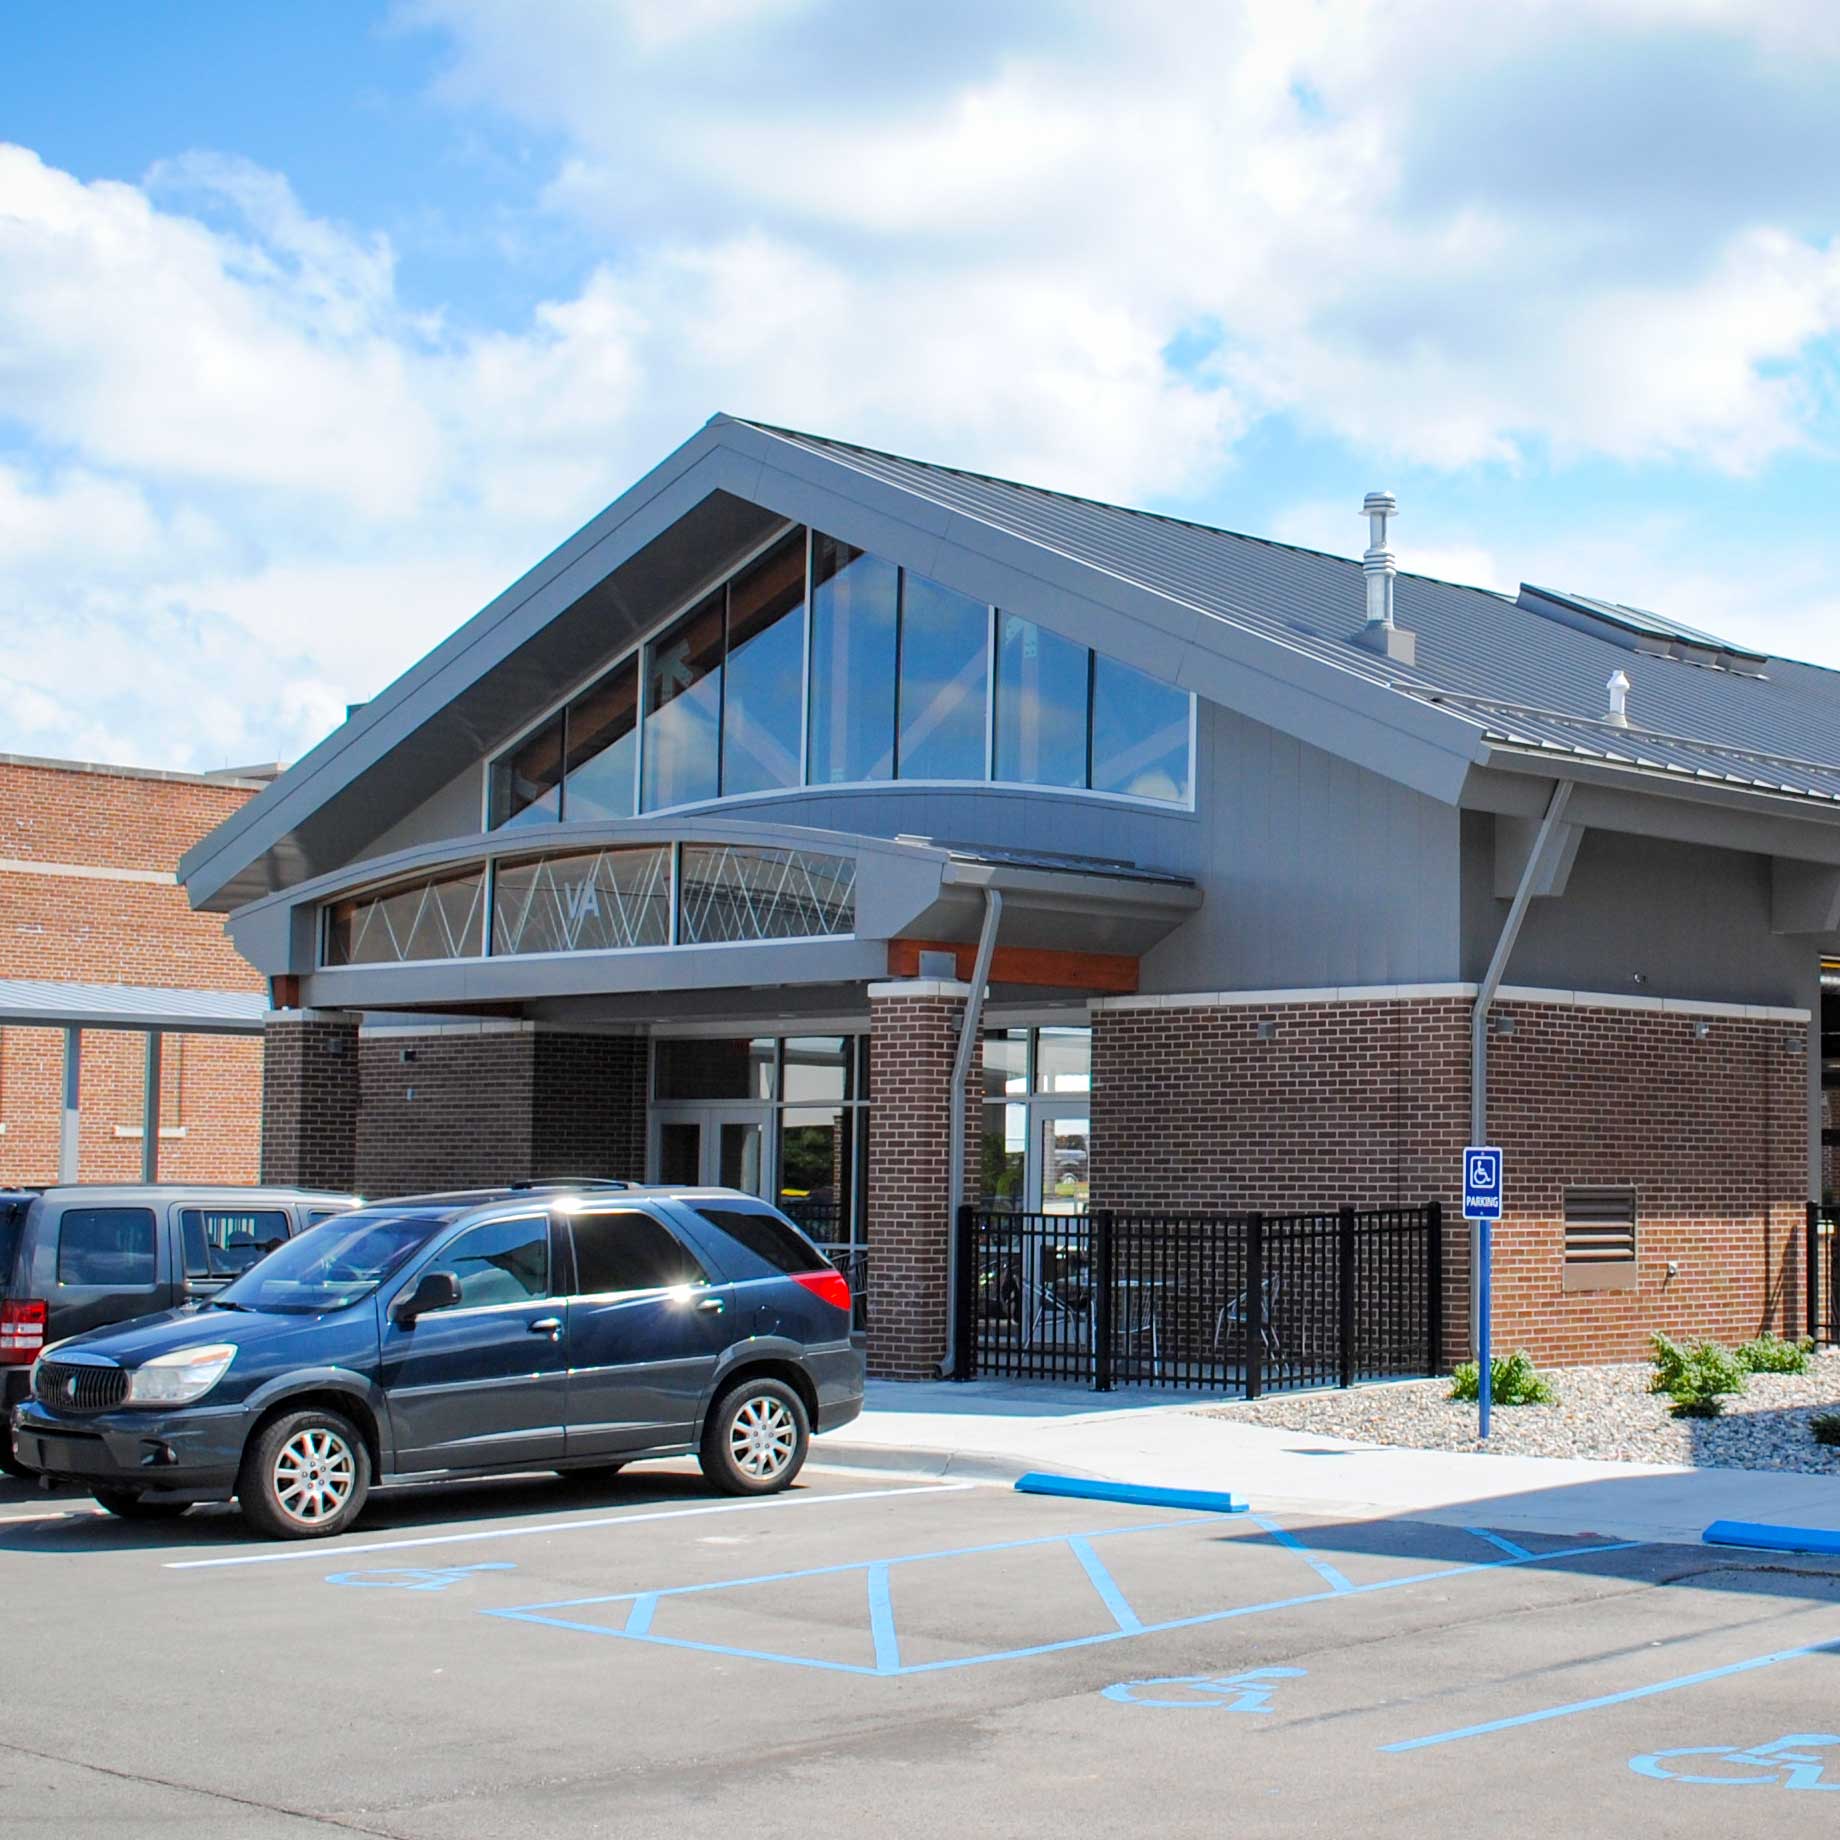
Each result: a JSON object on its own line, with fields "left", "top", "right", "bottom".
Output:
{"left": 1255, "top": 1019, "right": 1278, "bottom": 1041}
{"left": 1691, "top": 1020, "right": 1710, "bottom": 1040}
{"left": 1489, "top": 1013, "right": 1515, "bottom": 1036}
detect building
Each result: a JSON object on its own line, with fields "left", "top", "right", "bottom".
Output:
{"left": 0, "top": 754, "right": 277, "bottom": 1186}
{"left": 178, "top": 417, "right": 1840, "bottom": 1378}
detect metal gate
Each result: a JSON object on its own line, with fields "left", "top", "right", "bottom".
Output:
{"left": 953, "top": 1202, "right": 1442, "bottom": 1395}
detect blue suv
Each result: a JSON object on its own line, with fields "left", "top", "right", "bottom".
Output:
{"left": 12, "top": 1183, "right": 864, "bottom": 1539}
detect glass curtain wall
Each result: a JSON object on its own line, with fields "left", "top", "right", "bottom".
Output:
{"left": 490, "top": 524, "right": 1194, "bottom": 826}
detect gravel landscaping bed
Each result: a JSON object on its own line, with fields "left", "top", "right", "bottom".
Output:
{"left": 1198, "top": 1349, "right": 1840, "bottom": 1473}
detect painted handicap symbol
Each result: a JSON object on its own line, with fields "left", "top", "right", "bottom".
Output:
{"left": 326, "top": 1562, "right": 518, "bottom": 1593}
{"left": 1630, "top": 1733, "right": 1840, "bottom": 1792}
{"left": 1103, "top": 1666, "right": 1306, "bottom": 1710}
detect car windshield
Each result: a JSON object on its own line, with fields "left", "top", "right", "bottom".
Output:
{"left": 214, "top": 1210, "right": 448, "bottom": 1314}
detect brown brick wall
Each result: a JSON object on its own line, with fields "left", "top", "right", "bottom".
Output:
{"left": 0, "top": 759, "right": 267, "bottom": 1185}
{"left": 354, "top": 1029, "right": 647, "bottom": 1199}
{"left": 262, "top": 1013, "right": 360, "bottom": 1193}
{"left": 1091, "top": 993, "right": 1808, "bottom": 1369}
{"left": 866, "top": 985, "right": 980, "bottom": 1381}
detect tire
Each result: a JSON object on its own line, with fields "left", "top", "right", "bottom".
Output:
{"left": 92, "top": 1487, "right": 191, "bottom": 1521}
{"left": 698, "top": 1377, "right": 810, "bottom": 1496}
{"left": 236, "top": 1407, "right": 371, "bottom": 1541}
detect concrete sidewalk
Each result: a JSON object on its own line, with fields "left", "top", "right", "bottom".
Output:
{"left": 820, "top": 1379, "right": 1840, "bottom": 1547}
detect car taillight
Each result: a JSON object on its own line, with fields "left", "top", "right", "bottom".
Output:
{"left": 792, "top": 1269, "right": 852, "bottom": 1315}
{"left": 0, "top": 1300, "right": 46, "bottom": 1365}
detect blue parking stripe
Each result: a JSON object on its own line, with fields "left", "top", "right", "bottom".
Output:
{"left": 1250, "top": 1514, "right": 1354, "bottom": 1593}
{"left": 1466, "top": 1528, "right": 1533, "bottom": 1561}
{"left": 1068, "top": 1536, "right": 1143, "bottom": 1633}
{"left": 867, "top": 1564, "right": 901, "bottom": 1673}
{"left": 624, "top": 1592, "right": 659, "bottom": 1638}
{"left": 1382, "top": 1638, "right": 1840, "bottom": 1752}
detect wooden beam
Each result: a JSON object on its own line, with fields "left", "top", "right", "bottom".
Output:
{"left": 887, "top": 938, "right": 1138, "bottom": 993}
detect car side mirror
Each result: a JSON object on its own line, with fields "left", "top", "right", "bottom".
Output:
{"left": 393, "top": 1269, "right": 462, "bottom": 1326}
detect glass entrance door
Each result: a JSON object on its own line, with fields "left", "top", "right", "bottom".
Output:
{"left": 1036, "top": 1107, "right": 1090, "bottom": 1215}
{"left": 650, "top": 1107, "right": 772, "bottom": 1198}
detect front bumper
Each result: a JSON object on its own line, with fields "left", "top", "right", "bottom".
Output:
{"left": 12, "top": 1398, "right": 246, "bottom": 1498}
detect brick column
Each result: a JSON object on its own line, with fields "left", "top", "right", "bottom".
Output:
{"left": 867, "top": 979, "right": 977, "bottom": 1381}
{"left": 260, "top": 1009, "right": 359, "bottom": 1192}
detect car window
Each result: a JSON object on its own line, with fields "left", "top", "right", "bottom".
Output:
{"left": 570, "top": 1210, "right": 707, "bottom": 1294}
{"left": 181, "top": 1208, "right": 292, "bottom": 1278}
{"left": 304, "top": 1208, "right": 348, "bottom": 1228}
{"left": 217, "top": 1210, "right": 445, "bottom": 1313}
{"left": 433, "top": 1216, "right": 550, "bottom": 1308}
{"left": 0, "top": 1199, "right": 27, "bottom": 1288}
{"left": 691, "top": 1206, "right": 827, "bottom": 1276}
{"left": 56, "top": 1207, "right": 158, "bottom": 1287}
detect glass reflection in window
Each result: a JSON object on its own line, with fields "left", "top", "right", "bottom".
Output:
{"left": 561, "top": 659, "right": 639, "bottom": 821}
{"left": 641, "top": 590, "right": 724, "bottom": 811}
{"left": 1091, "top": 654, "right": 1192, "bottom": 803}
{"left": 1034, "top": 1026, "right": 1091, "bottom": 1094}
{"left": 897, "top": 571, "right": 987, "bottom": 781}
{"left": 981, "top": 1028, "right": 1029, "bottom": 1100}
{"left": 723, "top": 532, "right": 806, "bottom": 797}
{"left": 778, "top": 1104, "right": 856, "bottom": 1246}
{"left": 489, "top": 712, "right": 565, "bottom": 830}
{"left": 807, "top": 535, "right": 897, "bottom": 785}
{"left": 782, "top": 1035, "right": 851, "bottom": 1104}
{"left": 995, "top": 615, "right": 1088, "bottom": 788}
{"left": 979, "top": 1103, "right": 1027, "bottom": 1212}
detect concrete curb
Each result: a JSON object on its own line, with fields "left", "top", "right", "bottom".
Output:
{"left": 812, "top": 1441, "right": 1097, "bottom": 1487}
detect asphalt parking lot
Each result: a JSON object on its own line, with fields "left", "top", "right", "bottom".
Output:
{"left": 2, "top": 1464, "right": 1838, "bottom": 1837}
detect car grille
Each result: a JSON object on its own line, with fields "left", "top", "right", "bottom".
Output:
{"left": 34, "top": 1360, "right": 128, "bottom": 1413}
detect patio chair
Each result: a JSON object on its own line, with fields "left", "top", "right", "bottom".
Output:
{"left": 1212, "top": 1275, "right": 1282, "bottom": 1356}
{"left": 1022, "top": 1275, "right": 1089, "bottom": 1347}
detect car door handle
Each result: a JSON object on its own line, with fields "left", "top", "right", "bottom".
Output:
{"left": 530, "top": 1317, "right": 562, "bottom": 1337}
{"left": 696, "top": 1297, "right": 725, "bottom": 1314}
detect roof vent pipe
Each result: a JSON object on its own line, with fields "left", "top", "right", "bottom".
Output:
{"left": 1351, "top": 491, "right": 1416, "bottom": 665}
{"left": 1605, "top": 669, "right": 1631, "bottom": 728}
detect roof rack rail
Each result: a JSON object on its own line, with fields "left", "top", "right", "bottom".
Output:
{"left": 507, "top": 1176, "right": 631, "bottom": 1191}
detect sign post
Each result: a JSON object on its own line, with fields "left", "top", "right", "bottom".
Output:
{"left": 1462, "top": 1146, "right": 1503, "bottom": 1439}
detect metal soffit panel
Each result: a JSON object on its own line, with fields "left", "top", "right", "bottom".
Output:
{"left": 0, "top": 978, "right": 267, "bottom": 1034}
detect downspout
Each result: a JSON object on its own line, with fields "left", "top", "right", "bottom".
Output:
{"left": 1470, "top": 779, "right": 1574, "bottom": 1345}
{"left": 941, "top": 888, "right": 1003, "bottom": 1377}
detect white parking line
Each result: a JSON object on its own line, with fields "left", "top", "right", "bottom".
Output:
{"left": 165, "top": 1479, "right": 978, "bottom": 1570}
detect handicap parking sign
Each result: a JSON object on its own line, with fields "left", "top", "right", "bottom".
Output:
{"left": 1463, "top": 1146, "right": 1503, "bottom": 1221}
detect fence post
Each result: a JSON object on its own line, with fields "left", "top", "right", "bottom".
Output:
{"left": 1337, "top": 1205, "right": 1357, "bottom": 1390}
{"left": 953, "top": 1205, "right": 977, "bottom": 1381}
{"left": 1092, "top": 1209, "right": 1115, "bottom": 1394}
{"left": 1809, "top": 1203, "right": 1822, "bottom": 1347}
{"left": 1245, "top": 1212, "right": 1265, "bottom": 1401}
{"left": 1426, "top": 1199, "right": 1444, "bottom": 1374}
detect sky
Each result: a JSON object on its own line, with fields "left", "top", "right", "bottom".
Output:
{"left": 3, "top": 0, "right": 1840, "bottom": 773}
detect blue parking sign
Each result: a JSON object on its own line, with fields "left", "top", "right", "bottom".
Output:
{"left": 1463, "top": 1146, "right": 1502, "bottom": 1221}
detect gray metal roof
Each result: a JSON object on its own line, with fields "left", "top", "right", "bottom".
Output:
{"left": 179, "top": 412, "right": 1840, "bottom": 912}
{"left": 738, "top": 420, "right": 1840, "bottom": 807}
{"left": 0, "top": 979, "right": 268, "bottom": 1034}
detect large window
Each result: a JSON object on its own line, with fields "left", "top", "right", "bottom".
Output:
{"left": 325, "top": 865, "right": 486, "bottom": 965}
{"left": 897, "top": 571, "right": 988, "bottom": 781}
{"left": 722, "top": 533, "right": 806, "bottom": 798}
{"left": 807, "top": 536, "right": 897, "bottom": 785}
{"left": 642, "top": 589, "right": 725, "bottom": 811}
{"left": 490, "top": 525, "right": 1195, "bottom": 824}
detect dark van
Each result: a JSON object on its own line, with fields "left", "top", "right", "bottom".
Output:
{"left": 12, "top": 1184, "right": 865, "bottom": 1538}
{"left": 0, "top": 1184, "right": 359, "bottom": 1471}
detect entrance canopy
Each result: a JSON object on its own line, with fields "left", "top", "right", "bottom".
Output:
{"left": 224, "top": 817, "right": 1200, "bottom": 1023}
{"left": 0, "top": 977, "right": 267, "bottom": 1034}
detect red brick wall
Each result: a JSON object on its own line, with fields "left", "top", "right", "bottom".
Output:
{"left": 0, "top": 758, "right": 266, "bottom": 1185}
{"left": 1091, "top": 992, "right": 1808, "bottom": 1368}
{"left": 866, "top": 984, "right": 981, "bottom": 1381}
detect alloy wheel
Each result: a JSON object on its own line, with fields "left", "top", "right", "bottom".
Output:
{"left": 272, "top": 1426, "right": 356, "bottom": 1525}
{"left": 728, "top": 1395, "right": 797, "bottom": 1482}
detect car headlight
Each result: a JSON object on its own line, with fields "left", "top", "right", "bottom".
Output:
{"left": 125, "top": 1344, "right": 237, "bottom": 1406}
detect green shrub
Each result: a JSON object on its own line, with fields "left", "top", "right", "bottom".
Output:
{"left": 1649, "top": 1332, "right": 1747, "bottom": 1417}
{"left": 1448, "top": 1349, "right": 1555, "bottom": 1406}
{"left": 1812, "top": 1412, "right": 1840, "bottom": 1449}
{"left": 1735, "top": 1331, "right": 1814, "bottom": 1376}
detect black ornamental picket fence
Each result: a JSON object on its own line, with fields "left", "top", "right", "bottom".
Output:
{"left": 953, "top": 1202, "right": 1442, "bottom": 1396}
